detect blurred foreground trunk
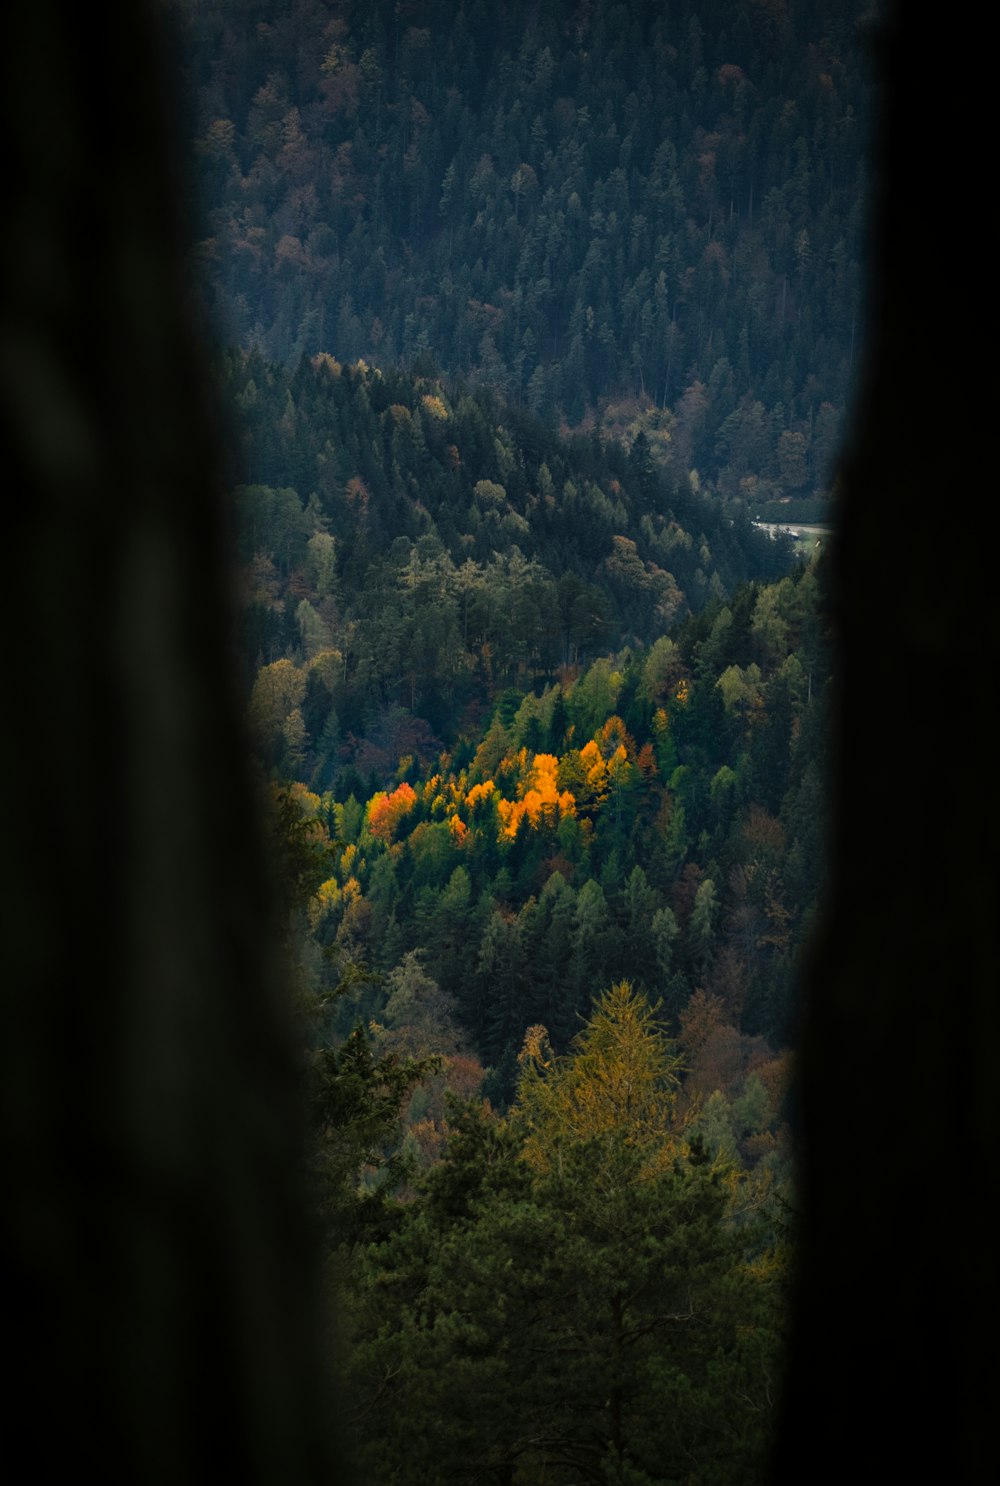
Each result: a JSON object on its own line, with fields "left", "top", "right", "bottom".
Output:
{"left": 0, "top": 5, "right": 345, "bottom": 1480}
{"left": 775, "top": 3, "right": 996, "bottom": 1478}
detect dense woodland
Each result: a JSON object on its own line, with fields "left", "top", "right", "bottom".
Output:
{"left": 229, "top": 350, "right": 796, "bottom": 753}
{"left": 229, "top": 352, "right": 825, "bottom": 1037}
{"left": 10, "top": 2, "right": 994, "bottom": 1481}
{"left": 174, "top": 0, "right": 870, "bottom": 506}
{"left": 167, "top": 4, "right": 860, "bottom": 1479}
{"left": 224, "top": 327, "right": 830, "bottom": 1479}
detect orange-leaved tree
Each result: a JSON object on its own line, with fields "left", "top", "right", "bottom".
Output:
{"left": 366, "top": 781, "right": 417, "bottom": 843}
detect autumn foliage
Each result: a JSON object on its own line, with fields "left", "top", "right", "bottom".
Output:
{"left": 366, "top": 781, "right": 417, "bottom": 842}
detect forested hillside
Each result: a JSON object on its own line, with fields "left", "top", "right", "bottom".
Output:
{"left": 175, "top": 0, "right": 870, "bottom": 503}
{"left": 237, "top": 378, "right": 830, "bottom": 1483}
{"left": 223, "top": 303, "right": 830, "bottom": 1474}
{"left": 283, "top": 539, "right": 828, "bottom": 1138}
{"left": 231, "top": 347, "right": 825, "bottom": 1053}
{"left": 230, "top": 350, "right": 796, "bottom": 773}
{"left": 14, "top": 1, "right": 994, "bottom": 1481}
{"left": 288, "top": 532, "right": 825, "bottom": 1477}
{"left": 175, "top": 5, "right": 846, "bottom": 1479}
{"left": 268, "top": 533, "right": 828, "bottom": 1083}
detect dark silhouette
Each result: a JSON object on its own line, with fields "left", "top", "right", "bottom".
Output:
{"left": 1, "top": 5, "right": 343, "bottom": 1479}
{"left": 774, "top": 3, "right": 996, "bottom": 1477}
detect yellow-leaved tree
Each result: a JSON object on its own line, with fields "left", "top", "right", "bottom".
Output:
{"left": 351, "top": 983, "right": 785, "bottom": 1485}
{"left": 514, "top": 980, "right": 686, "bottom": 1189}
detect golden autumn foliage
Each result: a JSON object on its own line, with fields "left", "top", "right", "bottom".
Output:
{"left": 286, "top": 780, "right": 322, "bottom": 815}
{"left": 606, "top": 743, "right": 629, "bottom": 778}
{"left": 516, "top": 751, "right": 558, "bottom": 797}
{"left": 597, "top": 715, "right": 635, "bottom": 760}
{"left": 310, "top": 352, "right": 342, "bottom": 376}
{"left": 307, "top": 876, "right": 342, "bottom": 931}
{"left": 515, "top": 982, "right": 685, "bottom": 1183}
{"left": 426, "top": 776, "right": 465, "bottom": 818}
{"left": 577, "top": 739, "right": 610, "bottom": 807}
{"left": 465, "top": 779, "right": 496, "bottom": 811}
{"left": 495, "top": 751, "right": 576, "bottom": 838}
{"left": 453, "top": 734, "right": 651, "bottom": 841}
{"left": 420, "top": 392, "right": 448, "bottom": 420}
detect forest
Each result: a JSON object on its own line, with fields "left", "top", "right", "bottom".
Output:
{"left": 223, "top": 325, "right": 831, "bottom": 1480}
{"left": 185, "top": 2, "right": 848, "bottom": 1480}
{"left": 11, "top": 1, "right": 994, "bottom": 1480}
{"left": 175, "top": 0, "right": 868, "bottom": 509}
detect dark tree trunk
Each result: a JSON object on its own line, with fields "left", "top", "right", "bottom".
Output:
{"left": 1, "top": 5, "right": 346, "bottom": 1480}
{"left": 774, "top": 3, "right": 996, "bottom": 1479}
